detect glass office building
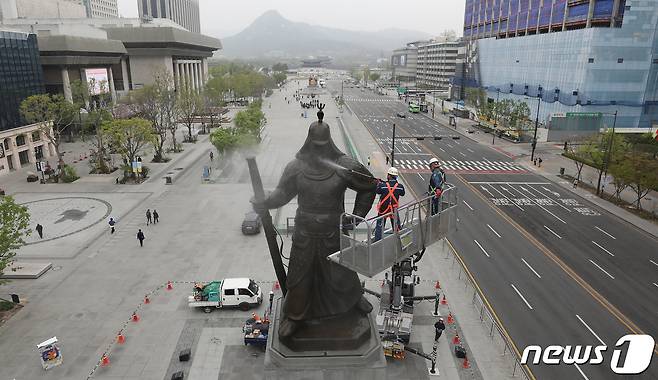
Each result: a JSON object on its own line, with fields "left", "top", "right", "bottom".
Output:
{"left": 0, "top": 30, "right": 45, "bottom": 132}
{"left": 461, "top": 0, "right": 658, "bottom": 129}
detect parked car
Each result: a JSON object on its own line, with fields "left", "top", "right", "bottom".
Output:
{"left": 242, "top": 212, "right": 262, "bottom": 235}
{"left": 396, "top": 112, "right": 406, "bottom": 118}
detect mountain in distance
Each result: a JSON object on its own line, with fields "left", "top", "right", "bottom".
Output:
{"left": 219, "top": 10, "right": 431, "bottom": 63}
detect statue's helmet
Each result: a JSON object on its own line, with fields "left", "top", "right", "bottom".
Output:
{"left": 308, "top": 121, "right": 330, "bottom": 145}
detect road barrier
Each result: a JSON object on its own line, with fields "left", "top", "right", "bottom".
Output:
{"left": 443, "top": 239, "right": 535, "bottom": 380}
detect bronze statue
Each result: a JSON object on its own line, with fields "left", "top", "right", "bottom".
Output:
{"left": 252, "top": 105, "right": 376, "bottom": 339}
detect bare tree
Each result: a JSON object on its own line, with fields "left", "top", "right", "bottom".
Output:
{"left": 178, "top": 85, "right": 202, "bottom": 142}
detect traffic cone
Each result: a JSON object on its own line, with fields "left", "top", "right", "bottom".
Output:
{"left": 452, "top": 333, "right": 460, "bottom": 345}
{"left": 381, "top": 279, "right": 385, "bottom": 287}
{"left": 131, "top": 312, "right": 140, "bottom": 322}
{"left": 117, "top": 333, "right": 125, "bottom": 344}
{"left": 274, "top": 281, "right": 280, "bottom": 290}
{"left": 144, "top": 295, "right": 150, "bottom": 304}
{"left": 101, "top": 355, "right": 110, "bottom": 367}
{"left": 440, "top": 295, "right": 447, "bottom": 305}
{"left": 462, "top": 356, "right": 470, "bottom": 369}
{"left": 166, "top": 281, "right": 173, "bottom": 290}
{"left": 435, "top": 280, "right": 441, "bottom": 289}
{"left": 447, "top": 312, "right": 454, "bottom": 324}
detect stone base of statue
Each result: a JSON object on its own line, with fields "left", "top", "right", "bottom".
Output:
{"left": 264, "top": 296, "right": 386, "bottom": 379}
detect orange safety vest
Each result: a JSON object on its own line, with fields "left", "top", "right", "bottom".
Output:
{"left": 377, "top": 182, "right": 400, "bottom": 216}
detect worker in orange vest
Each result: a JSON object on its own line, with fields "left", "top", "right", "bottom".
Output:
{"left": 374, "top": 167, "right": 405, "bottom": 241}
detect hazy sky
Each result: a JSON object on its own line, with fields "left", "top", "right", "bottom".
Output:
{"left": 117, "top": 0, "right": 466, "bottom": 38}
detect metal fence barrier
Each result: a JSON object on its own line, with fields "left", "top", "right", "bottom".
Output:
{"left": 443, "top": 239, "right": 534, "bottom": 380}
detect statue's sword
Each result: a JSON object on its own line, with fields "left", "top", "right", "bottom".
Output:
{"left": 246, "top": 157, "right": 288, "bottom": 296}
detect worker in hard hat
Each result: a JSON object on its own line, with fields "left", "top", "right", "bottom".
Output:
{"left": 427, "top": 158, "right": 446, "bottom": 215}
{"left": 374, "top": 167, "right": 405, "bottom": 241}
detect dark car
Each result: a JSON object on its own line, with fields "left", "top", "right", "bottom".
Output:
{"left": 396, "top": 112, "right": 406, "bottom": 118}
{"left": 242, "top": 212, "right": 262, "bottom": 235}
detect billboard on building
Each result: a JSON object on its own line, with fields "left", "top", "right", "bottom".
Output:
{"left": 84, "top": 68, "right": 109, "bottom": 95}
{"left": 392, "top": 54, "right": 407, "bottom": 67}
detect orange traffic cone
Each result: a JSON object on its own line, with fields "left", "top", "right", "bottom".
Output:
{"left": 117, "top": 333, "right": 125, "bottom": 344}
{"left": 144, "top": 295, "right": 150, "bottom": 304}
{"left": 131, "top": 312, "right": 140, "bottom": 322}
{"left": 274, "top": 281, "right": 280, "bottom": 290}
{"left": 440, "top": 295, "right": 447, "bottom": 305}
{"left": 435, "top": 281, "right": 441, "bottom": 289}
{"left": 452, "top": 333, "right": 461, "bottom": 345}
{"left": 447, "top": 312, "right": 454, "bottom": 324}
{"left": 463, "top": 356, "right": 470, "bottom": 369}
{"left": 101, "top": 355, "right": 110, "bottom": 367}
{"left": 381, "top": 279, "right": 385, "bottom": 287}
{"left": 166, "top": 281, "right": 173, "bottom": 290}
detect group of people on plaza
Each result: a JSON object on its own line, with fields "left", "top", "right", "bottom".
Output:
{"left": 372, "top": 157, "right": 447, "bottom": 241}
{"left": 106, "top": 208, "right": 160, "bottom": 247}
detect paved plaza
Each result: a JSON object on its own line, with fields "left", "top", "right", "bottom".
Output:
{"left": 0, "top": 77, "right": 520, "bottom": 380}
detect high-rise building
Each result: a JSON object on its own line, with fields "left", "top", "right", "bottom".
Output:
{"left": 138, "top": 0, "right": 200, "bottom": 33}
{"left": 0, "top": 0, "right": 86, "bottom": 20}
{"left": 83, "top": 0, "right": 118, "bottom": 18}
{"left": 391, "top": 44, "right": 418, "bottom": 87}
{"left": 0, "top": 29, "right": 52, "bottom": 175}
{"left": 416, "top": 40, "right": 462, "bottom": 91}
{"left": 460, "top": 0, "right": 658, "bottom": 131}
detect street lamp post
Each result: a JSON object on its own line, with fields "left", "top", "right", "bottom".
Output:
{"left": 391, "top": 123, "right": 397, "bottom": 166}
{"left": 530, "top": 91, "right": 542, "bottom": 162}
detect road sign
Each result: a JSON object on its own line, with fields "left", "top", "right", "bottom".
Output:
{"left": 566, "top": 112, "right": 602, "bottom": 117}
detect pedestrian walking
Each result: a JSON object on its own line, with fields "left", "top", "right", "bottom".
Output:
{"left": 146, "top": 209, "right": 152, "bottom": 225}
{"left": 367, "top": 156, "right": 371, "bottom": 167}
{"left": 109, "top": 218, "right": 116, "bottom": 234}
{"left": 434, "top": 318, "right": 446, "bottom": 341}
{"left": 374, "top": 167, "right": 405, "bottom": 241}
{"left": 210, "top": 151, "right": 214, "bottom": 162}
{"left": 36, "top": 223, "right": 43, "bottom": 239}
{"left": 386, "top": 156, "right": 390, "bottom": 165}
{"left": 538, "top": 157, "right": 543, "bottom": 167}
{"left": 137, "top": 229, "right": 145, "bottom": 247}
{"left": 533, "top": 158, "right": 537, "bottom": 166}
{"left": 153, "top": 210, "right": 159, "bottom": 224}
{"left": 573, "top": 179, "right": 578, "bottom": 189}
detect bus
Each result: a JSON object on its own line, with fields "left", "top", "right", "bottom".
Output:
{"left": 408, "top": 103, "right": 420, "bottom": 113}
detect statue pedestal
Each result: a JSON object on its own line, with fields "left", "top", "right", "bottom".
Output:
{"left": 264, "top": 296, "right": 386, "bottom": 379}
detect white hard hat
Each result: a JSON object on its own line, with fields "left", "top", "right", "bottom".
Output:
{"left": 387, "top": 167, "right": 399, "bottom": 176}
{"left": 428, "top": 158, "right": 439, "bottom": 165}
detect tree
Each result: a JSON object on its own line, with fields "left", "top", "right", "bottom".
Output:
{"left": 576, "top": 131, "right": 626, "bottom": 195}
{"left": 20, "top": 94, "right": 76, "bottom": 168}
{"left": 0, "top": 196, "right": 30, "bottom": 284}
{"left": 101, "top": 118, "right": 156, "bottom": 178}
{"left": 272, "top": 72, "right": 287, "bottom": 86}
{"left": 617, "top": 147, "right": 658, "bottom": 209}
{"left": 566, "top": 142, "right": 586, "bottom": 182}
{"left": 178, "top": 86, "right": 203, "bottom": 142}
{"left": 369, "top": 73, "right": 381, "bottom": 82}
{"left": 71, "top": 78, "right": 114, "bottom": 173}
{"left": 437, "top": 29, "right": 458, "bottom": 42}
{"left": 272, "top": 62, "right": 288, "bottom": 72}
{"left": 209, "top": 127, "right": 239, "bottom": 154}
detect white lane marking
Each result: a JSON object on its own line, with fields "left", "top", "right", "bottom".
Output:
{"left": 526, "top": 184, "right": 571, "bottom": 212}
{"left": 469, "top": 181, "right": 550, "bottom": 185}
{"left": 510, "top": 284, "right": 533, "bottom": 310}
{"left": 488, "top": 184, "right": 525, "bottom": 211}
{"left": 417, "top": 173, "right": 425, "bottom": 181}
{"left": 467, "top": 148, "right": 475, "bottom": 153}
{"left": 480, "top": 186, "right": 494, "bottom": 197}
{"left": 463, "top": 200, "right": 474, "bottom": 211}
{"left": 576, "top": 314, "right": 606, "bottom": 346}
{"left": 439, "top": 148, "right": 446, "bottom": 152}
{"left": 508, "top": 183, "right": 567, "bottom": 224}
{"left": 459, "top": 152, "right": 467, "bottom": 157}
{"left": 595, "top": 226, "right": 616, "bottom": 240}
{"left": 651, "top": 259, "right": 658, "bottom": 267}
{"left": 473, "top": 239, "right": 490, "bottom": 258}
{"left": 574, "top": 363, "right": 590, "bottom": 380}
{"left": 653, "top": 283, "right": 658, "bottom": 288}
{"left": 451, "top": 156, "right": 458, "bottom": 161}
{"left": 487, "top": 224, "right": 502, "bottom": 238}
{"left": 521, "top": 258, "right": 542, "bottom": 278}
{"left": 588, "top": 259, "right": 615, "bottom": 280}
{"left": 543, "top": 225, "right": 563, "bottom": 239}
{"left": 592, "top": 241, "right": 615, "bottom": 257}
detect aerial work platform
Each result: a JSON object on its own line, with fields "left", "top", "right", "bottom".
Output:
{"left": 329, "top": 185, "right": 458, "bottom": 277}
